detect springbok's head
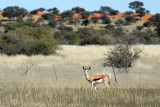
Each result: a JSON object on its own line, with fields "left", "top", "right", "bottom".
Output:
{"left": 82, "top": 66, "right": 91, "bottom": 74}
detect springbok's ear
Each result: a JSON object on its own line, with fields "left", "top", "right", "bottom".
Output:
{"left": 82, "top": 66, "right": 85, "bottom": 70}
{"left": 88, "top": 66, "right": 91, "bottom": 70}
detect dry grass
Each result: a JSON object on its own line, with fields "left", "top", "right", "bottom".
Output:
{"left": 0, "top": 45, "right": 160, "bottom": 107}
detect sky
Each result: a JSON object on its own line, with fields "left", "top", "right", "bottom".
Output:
{"left": 0, "top": 0, "right": 159, "bottom": 14}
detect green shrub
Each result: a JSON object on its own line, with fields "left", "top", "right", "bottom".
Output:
{"left": 136, "top": 26, "right": 144, "bottom": 31}
{"left": 115, "top": 19, "right": 124, "bottom": 26}
{"left": 102, "top": 17, "right": 111, "bottom": 24}
{"left": 54, "top": 31, "right": 80, "bottom": 44}
{"left": 125, "top": 15, "right": 136, "bottom": 24}
{"left": 3, "top": 22, "right": 41, "bottom": 32}
{"left": 80, "top": 35, "right": 115, "bottom": 45}
{"left": 48, "top": 20, "right": 57, "bottom": 29}
{"left": 57, "top": 25, "right": 73, "bottom": 32}
{"left": 0, "top": 26, "right": 59, "bottom": 55}
{"left": 68, "top": 20, "right": 74, "bottom": 25}
{"left": 133, "top": 31, "right": 159, "bottom": 44}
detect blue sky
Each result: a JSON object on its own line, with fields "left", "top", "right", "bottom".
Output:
{"left": 0, "top": 0, "right": 159, "bottom": 14}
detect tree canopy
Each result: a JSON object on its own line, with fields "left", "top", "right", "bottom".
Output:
{"left": 3, "top": 6, "right": 27, "bottom": 20}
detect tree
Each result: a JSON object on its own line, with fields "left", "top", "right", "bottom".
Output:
{"left": 91, "top": 17, "right": 99, "bottom": 26}
{"left": 82, "top": 19, "right": 90, "bottom": 27}
{"left": 30, "top": 10, "right": 38, "bottom": 15}
{"left": 3, "top": 6, "right": 27, "bottom": 20}
{"left": 100, "top": 6, "right": 112, "bottom": 14}
{"left": 47, "top": 7, "right": 59, "bottom": 15}
{"left": 136, "top": 7, "right": 146, "bottom": 19}
{"left": 41, "top": 13, "right": 54, "bottom": 20}
{"left": 37, "top": 8, "right": 45, "bottom": 12}
{"left": 100, "top": 6, "right": 119, "bottom": 15}
{"left": 110, "top": 9, "right": 119, "bottom": 15}
{"left": 129, "top": 1, "right": 147, "bottom": 19}
{"left": 61, "top": 10, "right": 74, "bottom": 20}
{"left": 146, "top": 10, "right": 150, "bottom": 14}
{"left": 81, "top": 11, "right": 90, "bottom": 19}
{"left": 71, "top": 7, "right": 85, "bottom": 13}
{"left": 129, "top": 1, "right": 144, "bottom": 12}
{"left": 102, "top": 17, "right": 111, "bottom": 24}
{"left": 125, "top": 11, "right": 134, "bottom": 15}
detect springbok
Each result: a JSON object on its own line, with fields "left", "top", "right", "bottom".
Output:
{"left": 82, "top": 66, "right": 110, "bottom": 90}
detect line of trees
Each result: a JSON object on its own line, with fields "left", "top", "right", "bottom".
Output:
{"left": 0, "top": 1, "right": 151, "bottom": 21}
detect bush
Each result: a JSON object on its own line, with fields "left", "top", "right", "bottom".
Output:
{"left": 105, "top": 25, "right": 115, "bottom": 30}
{"left": 54, "top": 31, "right": 80, "bottom": 44}
{"left": 81, "top": 19, "right": 90, "bottom": 27}
{"left": 125, "top": 15, "right": 136, "bottom": 24}
{"left": 148, "top": 14, "right": 160, "bottom": 25}
{"left": 80, "top": 35, "right": 115, "bottom": 45}
{"left": 115, "top": 19, "right": 124, "bottom": 26}
{"left": 37, "top": 17, "right": 45, "bottom": 22}
{"left": 57, "top": 25, "right": 73, "bottom": 32}
{"left": 3, "top": 22, "right": 41, "bottom": 32}
{"left": 102, "top": 17, "right": 111, "bottom": 24}
{"left": 41, "top": 13, "right": 54, "bottom": 20}
{"left": 68, "top": 20, "right": 74, "bottom": 25}
{"left": 48, "top": 20, "right": 57, "bottom": 29}
{"left": 26, "top": 18, "right": 35, "bottom": 23}
{"left": 0, "top": 21, "right": 2, "bottom": 26}
{"left": 136, "top": 26, "right": 144, "bottom": 31}
{"left": 133, "top": 31, "right": 159, "bottom": 44}
{"left": 0, "top": 26, "right": 59, "bottom": 55}
{"left": 104, "top": 44, "right": 142, "bottom": 72}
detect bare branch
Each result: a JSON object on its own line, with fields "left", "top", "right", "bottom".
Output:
{"left": 24, "top": 63, "right": 33, "bottom": 75}
{"left": 52, "top": 64, "right": 57, "bottom": 81}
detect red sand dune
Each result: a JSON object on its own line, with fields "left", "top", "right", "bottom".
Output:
{"left": 73, "top": 13, "right": 82, "bottom": 18}
{"left": 0, "top": 11, "right": 155, "bottom": 21}
{"left": 89, "top": 13, "right": 101, "bottom": 18}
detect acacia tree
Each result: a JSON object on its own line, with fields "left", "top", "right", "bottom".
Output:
{"left": 47, "top": 7, "right": 59, "bottom": 15}
{"left": 136, "top": 7, "right": 146, "bottom": 19}
{"left": 129, "top": 1, "right": 147, "bottom": 18}
{"left": 61, "top": 10, "right": 74, "bottom": 20}
{"left": 3, "top": 6, "right": 27, "bottom": 20}
{"left": 100, "top": 6, "right": 119, "bottom": 15}
{"left": 71, "top": 7, "right": 86, "bottom": 13}
{"left": 129, "top": 1, "right": 144, "bottom": 12}
{"left": 100, "top": 6, "right": 112, "bottom": 14}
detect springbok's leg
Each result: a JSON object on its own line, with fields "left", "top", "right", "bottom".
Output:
{"left": 93, "top": 83, "right": 96, "bottom": 90}
{"left": 91, "top": 82, "right": 93, "bottom": 90}
{"left": 104, "top": 78, "right": 110, "bottom": 91}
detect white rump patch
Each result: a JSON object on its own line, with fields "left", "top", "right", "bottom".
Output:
{"left": 93, "top": 79, "right": 103, "bottom": 84}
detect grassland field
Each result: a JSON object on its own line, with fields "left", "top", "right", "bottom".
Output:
{"left": 0, "top": 45, "right": 160, "bottom": 107}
